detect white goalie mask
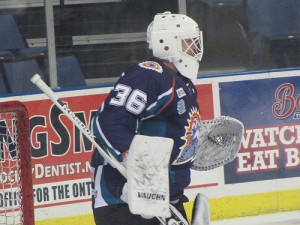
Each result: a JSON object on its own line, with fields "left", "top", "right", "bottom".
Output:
{"left": 147, "top": 12, "right": 203, "bottom": 80}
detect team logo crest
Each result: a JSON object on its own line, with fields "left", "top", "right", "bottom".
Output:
{"left": 173, "top": 107, "right": 201, "bottom": 165}
{"left": 139, "top": 61, "right": 163, "bottom": 73}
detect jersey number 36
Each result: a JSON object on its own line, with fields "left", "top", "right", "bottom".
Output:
{"left": 109, "top": 84, "right": 147, "bottom": 115}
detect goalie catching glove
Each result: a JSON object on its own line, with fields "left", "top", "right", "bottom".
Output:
{"left": 192, "top": 116, "right": 244, "bottom": 171}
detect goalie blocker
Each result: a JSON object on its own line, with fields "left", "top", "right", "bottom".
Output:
{"left": 127, "top": 135, "right": 173, "bottom": 219}
{"left": 126, "top": 135, "right": 209, "bottom": 225}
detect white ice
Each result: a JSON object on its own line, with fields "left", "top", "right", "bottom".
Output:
{"left": 211, "top": 210, "right": 300, "bottom": 225}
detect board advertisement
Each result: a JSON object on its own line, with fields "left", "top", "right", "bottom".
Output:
{"left": 220, "top": 76, "right": 300, "bottom": 184}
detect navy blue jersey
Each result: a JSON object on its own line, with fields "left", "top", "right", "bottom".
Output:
{"left": 91, "top": 58, "right": 201, "bottom": 208}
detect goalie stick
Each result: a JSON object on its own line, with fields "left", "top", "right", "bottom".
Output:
{"left": 30, "top": 74, "right": 189, "bottom": 225}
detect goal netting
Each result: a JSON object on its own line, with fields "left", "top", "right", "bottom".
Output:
{"left": 0, "top": 101, "right": 34, "bottom": 225}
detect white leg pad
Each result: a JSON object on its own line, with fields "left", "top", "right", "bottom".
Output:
{"left": 127, "top": 135, "right": 173, "bottom": 219}
{"left": 191, "top": 193, "right": 210, "bottom": 225}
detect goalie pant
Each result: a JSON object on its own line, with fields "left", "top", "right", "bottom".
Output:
{"left": 92, "top": 196, "right": 188, "bottom": 225}
{"left": 91, "top": 58, "right": 201, "bottom": 222}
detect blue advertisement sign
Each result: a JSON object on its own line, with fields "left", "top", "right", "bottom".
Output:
{"left": 220, "top": 75, "right": 300, "bottom": 184}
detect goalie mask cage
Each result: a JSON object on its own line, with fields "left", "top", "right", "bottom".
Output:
{"left": 0, "top": 101, "right": 34, "bottom": 225}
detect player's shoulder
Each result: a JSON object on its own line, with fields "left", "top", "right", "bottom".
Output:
{"left": 125, "top": 59, "right": 166, "bottom": 77}
{"left": 137, "top": 60, "right": 164, "bottom": 74}
{"left": 122, "top": 59, "right": 173, "bottom": 86}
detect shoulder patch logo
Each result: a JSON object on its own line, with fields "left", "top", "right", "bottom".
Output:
{"left": 139, "top": 61, "right": 163, "bottom": 73}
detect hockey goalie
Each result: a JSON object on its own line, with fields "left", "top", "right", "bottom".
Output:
{"left": 31, "top": 11, "right": 244, "bottom": 224}
{"left": 30, "top": 11, "right": 244, "bottom": 224}
{"left": 88, "top": 12, "right": 244, "bottom": 225}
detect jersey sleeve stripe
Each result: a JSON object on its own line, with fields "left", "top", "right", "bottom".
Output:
{"left": 93, "top": 113, "right": 121, "bottom": 159}
{"left": 143, "top": 78, "right": 175, "bottom": 120}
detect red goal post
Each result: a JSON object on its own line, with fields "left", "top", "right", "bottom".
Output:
{"left": 0, "top": 101, "right": 34, "bottom": 225}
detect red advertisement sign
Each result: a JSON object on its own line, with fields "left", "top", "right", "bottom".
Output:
{"left": 26, "top": 94, "right": 106, "bottom": 184}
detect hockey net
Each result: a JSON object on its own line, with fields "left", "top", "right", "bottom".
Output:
{"left": 0, "top": 101, "right": 34, "bottom": 225}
